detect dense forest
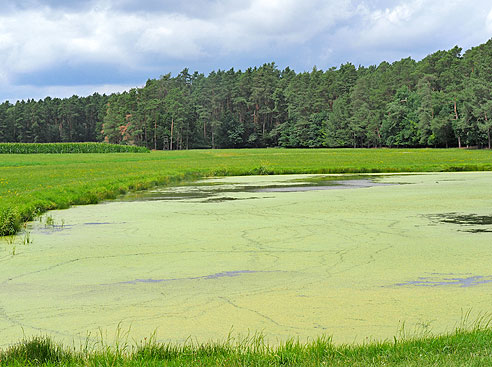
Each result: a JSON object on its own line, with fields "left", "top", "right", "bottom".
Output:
{"left": 1, "top": 39, "right": 491, "bottom": 149}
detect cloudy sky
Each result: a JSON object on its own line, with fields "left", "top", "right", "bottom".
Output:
{"left": 1, "top": 0, "right": 491, "bottom": 102}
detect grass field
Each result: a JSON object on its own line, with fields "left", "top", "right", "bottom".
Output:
{"left": 2, "top": 326, "right": 492, "bottom": 366}
{"left": 1, "top": 148, "right": 492, "bottom": 236}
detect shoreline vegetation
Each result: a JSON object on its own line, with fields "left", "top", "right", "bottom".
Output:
{"left": 1, "top": 147, "right": 492, "bottom": 236}
{"left": 2, "top": 325, "right": 492, "bottom": 366}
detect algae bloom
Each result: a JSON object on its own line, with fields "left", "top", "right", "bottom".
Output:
{"left": 1, "top": 172, "right": 492, "bottom": 346}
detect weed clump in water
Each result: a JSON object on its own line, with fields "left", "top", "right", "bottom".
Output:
{"left": 427, "top": 213, "right": 492, "bottom": 233}
{"left": 436, "top": 213, "right": 492, "bottom": 226}
{"left": 0, "top": 208, "right": 20, "bottom": 237}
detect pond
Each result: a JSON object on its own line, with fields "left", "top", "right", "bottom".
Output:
{"left": 1, "top": 172, "right": 492, "bottom": 346}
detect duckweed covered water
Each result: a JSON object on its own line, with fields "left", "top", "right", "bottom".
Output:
{"left": 1, "top": 172, "right": 492, "bottom": 346}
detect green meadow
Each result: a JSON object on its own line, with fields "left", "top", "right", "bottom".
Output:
{"left": 1, "top": 147, "right": 492, "bottom": 236}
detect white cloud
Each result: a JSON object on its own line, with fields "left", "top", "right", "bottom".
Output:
{"left": 136, "top": 15, "right": 217, "bottom": 59}
{"left": 0, "top": 0, "right": 356, "bottom": 100}
{"left": 223, "top": 0, "right": 351, "bottom": 46}
{"left": 0, "top": 0, "right": 354, "bottom": 78}
{"left": 328, "top": 0, "right": 492, "bottom": 65}
{"left": 352, "top": 0, "right": 439, "bottom": 47}
{"left": 370, "top": 1, "right": 417, "bottom": 24}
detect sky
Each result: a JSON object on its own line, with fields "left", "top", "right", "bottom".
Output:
{"left": 1, "top": 0, "right": 491, "bottom": 102}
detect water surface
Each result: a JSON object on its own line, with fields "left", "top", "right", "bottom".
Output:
{"left": 1, "top": 172, "right": 492, "bottom": 346}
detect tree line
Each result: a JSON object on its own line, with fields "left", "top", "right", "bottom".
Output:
{"left": 1, "top": 39, "right": 491, "bottom": 149}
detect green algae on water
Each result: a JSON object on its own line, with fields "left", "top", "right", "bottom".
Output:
{"left": 1, "top": 172, "right": 492, "bottom": 347}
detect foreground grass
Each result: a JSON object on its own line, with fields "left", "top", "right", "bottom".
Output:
{"left": 1, "top": 148, "right": 492, "bottom": 235}
{"left": 2, "top": 328, "right": 492, "bottom": 366}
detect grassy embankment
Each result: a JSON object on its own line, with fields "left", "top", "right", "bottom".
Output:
{"left": 1, "top": 147, "right": 492, "bottom": 236}
{"left": 2, "top": 326, "right": 492, "bottom": 366}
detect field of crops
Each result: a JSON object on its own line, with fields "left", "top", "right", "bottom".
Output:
{"left": 1, "top": 148, "right": 492, "bottom": 236}
{"left": 0, "top": 142, "right": 149, "bottom": 154}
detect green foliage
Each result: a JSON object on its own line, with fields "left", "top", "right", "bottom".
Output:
{"left": 0, "top": 208, "right": 19, "bottom": 236}
{"left": 0, "top": 336, "right": 68, "bottom": 365}
{"left": 326, "top": 95, "right": 353, "bottom": 147}
{"left": 0, "top": 142, "right": 149, "bottom": 154}
{"left": 381, "top": 87, "right": 421, "bottom": 147}
{"left": 3, "top": 328, "right": 492, "bottom": 366}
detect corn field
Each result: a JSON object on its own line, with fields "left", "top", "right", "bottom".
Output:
{"left": 0, "top": 143, "right": 149, "bottom": 154}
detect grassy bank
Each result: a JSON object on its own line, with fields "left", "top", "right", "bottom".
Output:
{"left": 1, "top": 148, "right": 492, "bottom": 235}
{"left": 2, "top": 328, "right": 492, "bottom": 366}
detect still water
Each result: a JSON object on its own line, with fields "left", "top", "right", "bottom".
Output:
{"left": 1, "top": 172, "right": 492, "bottom": 346}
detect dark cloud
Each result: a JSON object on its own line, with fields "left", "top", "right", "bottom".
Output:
{"left": 0, "top": 0, "right": 93, "bottom": 11}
